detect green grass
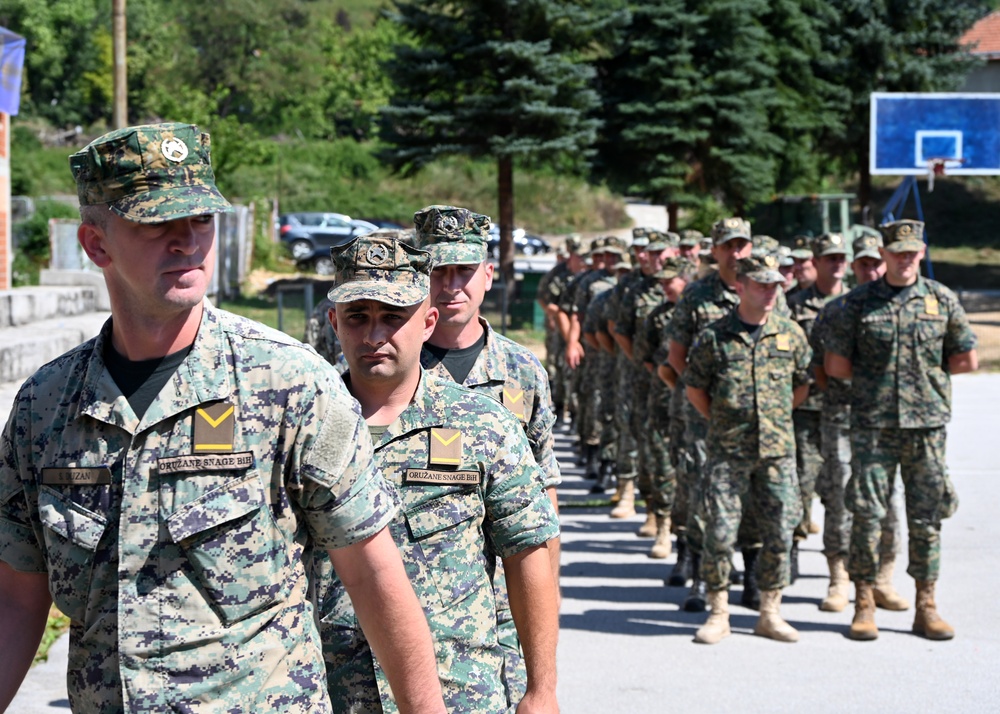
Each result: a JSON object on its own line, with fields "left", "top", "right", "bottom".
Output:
{"left": 36, "top": 607, "right": 70, "bottom": 665}
{"left": 217, "top": 292, "right": 310, "bottom": 343}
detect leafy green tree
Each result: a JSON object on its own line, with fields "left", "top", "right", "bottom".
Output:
{"left": 820, "top": 0, "right": 989, "bottom": 211}
{"left": 380, "top": 0, "right": 614, "bottom": 281}
{"left": 598, "top": 0, "right": 801, "bottom": 219}
{"left": 0, "top": 0, "right": 107, "bottom": 126}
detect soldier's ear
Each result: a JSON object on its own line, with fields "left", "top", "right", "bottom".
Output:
{"left": 78, "top": 222, "right": 112, "bottom": 268}
{"left": 328, "top": 307, "right": 339, "bottom": 336}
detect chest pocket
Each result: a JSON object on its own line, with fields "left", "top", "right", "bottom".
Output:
{"left": 915, "top": 313, "right": 947, "bottom": 366}
{"left": 38, "top": 486, "right": 109, "bottom": 622}
{"left": 403, "top": 488, "right": 486, "bottom": 613}
{"left": 167, "top": 474, "right": 292, "bottom": 625}
{"left": 767, "top": 350, "right": 794, "bottom": 381}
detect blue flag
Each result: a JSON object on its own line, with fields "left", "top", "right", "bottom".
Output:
{"left": 0, "top": 28, "right": 25, "bottom": 116}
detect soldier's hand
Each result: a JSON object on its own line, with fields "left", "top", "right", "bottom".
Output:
{"left": 566, "top": 342, "right": 584, "bottom": 369}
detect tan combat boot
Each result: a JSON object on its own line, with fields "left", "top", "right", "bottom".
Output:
{"left": 637, "top": 509, "right": 657, "bottom": 537}
{"left": 648, "top": 515, "right": 672, "bottom": 559}
{"left": 610, "top": 478, "right": 636, "bottom": 519}
{"left": 820, "top": 555, "right": 850, "bottom": 612}
{"left": 873, "top": 555, "right": 910, "bottom": 611}
{"left": 694, "top": 590, "right": 731, "bottom": 644}
{"left": 912, "top": 580, "right": 955, "bottom": 640}
{"left": 848, "top": 581, "right": 878, "bottom": 640}
{"left": 753, "top": 589, "right": 799, "bottom": 642}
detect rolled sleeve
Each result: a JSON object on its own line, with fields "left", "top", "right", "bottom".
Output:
{"left": 0, "top": 407, "right": 47, "bottom": 573}
{"left": 298, "top": 384, "right": 396, "bottom": 550}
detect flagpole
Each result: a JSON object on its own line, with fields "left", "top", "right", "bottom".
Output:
{"left": 113, "top": 0, "right": 127, "bottom": 128}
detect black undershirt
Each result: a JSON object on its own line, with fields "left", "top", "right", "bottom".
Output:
{"left": 104, "top": 342, "right": 192, "bottom": 420}
{"left": 738, "top": 319, "right": 765, "bottom": 344}
{"left": 424, "top": 330, "right": 488, "bottom": 384}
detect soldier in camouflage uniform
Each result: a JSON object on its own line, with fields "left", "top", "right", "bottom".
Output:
{"left": 604, "top": 229, "right": 652, "bottom": 516}
{"left": 560, "top": 238, "right": 621, "bottom": 465}
{"left": 305, "top": 296, "right": 347, "bottom": 371}
{"left": 810, "top": 232, "right": 904, "bottom": 613}
{"left": 666, "top": 217, "right": 792, "bottom": 612}
{"left": 685, "top": 254, "right": 812, "bottom": 645}
{"left": 579, "top": 252, "right": 626, "bottom": 492}
{"left": 412, "top": 205, "right": 562, "bottom": 703}
{"left": 636, "top": 257, "right": 692, "bottom": 559}
{"left": 678, "top": 229, "right": 703, "bottom": 268}
{"left": 319, "top": 232, "right": 560, "bottom": 712}
{"left": 786, "top": 233, "right": 850, "bottom": 580}
{"left": 536, "top": 236, "right": 584, "bottom": 426}
{"left": 787, "top": 235, "right": 817, "bottom": 299}
{"left": 611, "top": 231, "right": 678, "bottom": 527}
{"left": 557, "top": 238, "right": 609, "bottom": 449}
{"left": 824, "top": 220, "right": 978, "bottom": 642}
{"left": 0, "top": 124, "right": 444, "bottom": 713}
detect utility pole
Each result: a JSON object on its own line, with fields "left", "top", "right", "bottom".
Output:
{"left": 112, "top": 0, "right": 127, "bottom": 128}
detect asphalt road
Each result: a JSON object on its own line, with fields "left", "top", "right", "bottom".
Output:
{"left": 7, "top": 373, "right": 1000, "bottom": 712}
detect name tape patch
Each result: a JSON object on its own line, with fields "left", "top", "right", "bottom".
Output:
{"left": 158, "top": 452, "right": 254, "bottom": 475}
{"left": 42, "top": 467, "right": 111, "bottom": 485}
{"left": 406, "top": 469, "right": 480, "bottom": 485}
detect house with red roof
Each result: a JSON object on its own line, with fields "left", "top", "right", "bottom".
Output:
{"left": 961, "top": 10, "right": 1000, "bottom": 91}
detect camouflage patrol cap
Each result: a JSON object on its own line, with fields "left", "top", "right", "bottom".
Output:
{"left": 653, "top": 256, "right": 687, "bottom": 280}
{"left": 880, "top": 219, "right": 925, "bottom": 253}
{"left": 69, "top": 122, "right": 233, "bottom": 224}
{"left": 413, "top": 205, "right": 491, "bottom": 265}
{"left": 587, "top": 236, "right": 605, "bottom": 256}
{"left": 852, "top": 232, "right": 883, "bottom": 261}
{"left": 790, "top": 235, "right": 813, "bottom": 259}
{"left": 698, "top": 236, "right": 713, "bottom": 257}
{"left": 631, "top": 235, "right": 650, "bottom": 250}
{"left": 813, "top": 232, "right": 848, "bottom": 257}
{"left": 751, "top": 235, "right": 779, "bottom": 259}
{"left": 615, "top": 254, "right": 633, "bottom": 271}
{"left": 565, "top": 234, "right": 582, "bottom": 255}
{"left": 679, "top": 229, "right": 704, "bottom": 247}
{"left": 603, "top": 236, "right": 626, "bottom": 256}
{"left": 328, "top": 231, "right": 431, "bottom": 307}
{"left": 777, "top": 245, "right": 794, "bottom": 267}
{"left": 736, "top": 254, "right": 784, "bottom": 284}
{"left": 712, "top": 217, "right": 752, "bottom": 245}
{"left": 647, "top": 230, "right": 680, "bottom": 251}
{"left": 632, "top": 226, "right": 650, "bottom": 241}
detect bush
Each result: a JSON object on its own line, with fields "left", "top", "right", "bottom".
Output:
{"left": 12, "top": 199, "right": 81, "bottom": 286}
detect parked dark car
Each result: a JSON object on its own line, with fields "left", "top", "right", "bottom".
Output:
{"left": 279, "top": 212, "right": 378, "bottom": 274}
{"left": 486, "top": 226, "right": 553, "bottom": 258}
{"left": 357, "top": 217, "right": 409, "bottom": 231}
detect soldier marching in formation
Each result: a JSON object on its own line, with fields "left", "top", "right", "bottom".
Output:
{"left": 0, "top": 121, "right": 981, "bottom": 712}
{"left": 542, "top": 215, "right": 978, "bottom": 647}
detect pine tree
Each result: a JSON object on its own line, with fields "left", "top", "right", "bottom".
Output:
{"left": 820, "top": 0, "right": 989, "bottom": 212}
{"left": 380, "top": 0, "right": 615, "bottom": 281}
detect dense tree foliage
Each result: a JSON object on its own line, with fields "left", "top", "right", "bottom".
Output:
{"left": 0, "top": 0, "right": 989, "bottom": 222}
{"left": 379, "top": 0, "right": 619, "bottom": 279}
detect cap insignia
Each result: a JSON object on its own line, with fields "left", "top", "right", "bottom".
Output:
{"left": 366, "top": 244, "right": 390, "bottom": 265}
{"left": 161, "top": 137, "right": 189, "bottom": 163}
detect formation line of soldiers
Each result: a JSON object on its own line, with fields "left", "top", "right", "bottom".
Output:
{"left": 537, "top": 216, "right": 978, "bottom": 644}
{"left": 2, "top": 123, "right": 563, "bottom": 713}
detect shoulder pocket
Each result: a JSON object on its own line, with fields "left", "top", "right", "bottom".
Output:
{"left": 167, "top": 475, "right": 292, "bottom": 625}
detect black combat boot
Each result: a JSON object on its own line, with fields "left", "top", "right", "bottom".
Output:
{"left": 667, "top": 535, "right": 692, "bottom": 587}
{"left": 590, "top": 460, "right": 616, "bottom": 494}
{"left": 584, "top": 444, "right": 600, "bottom": 480}
{"left": 682, "top": 553, "right": 707, "bottom": 612}
{"left": 741, "top": 548, "right": 761, "bottom": 611}
{"left": 790, "top": 541, "right": 800, "bottom": 585}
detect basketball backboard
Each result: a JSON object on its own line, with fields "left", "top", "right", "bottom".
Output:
{"left": 870, "top": 92, "right": 1000, "bottom": 175}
